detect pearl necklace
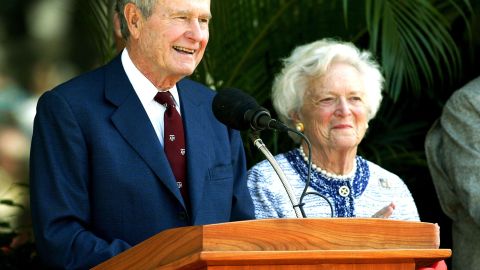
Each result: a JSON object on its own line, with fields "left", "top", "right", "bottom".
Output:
{"left": 298, "top": 146, "right": 356, "bottom": 180}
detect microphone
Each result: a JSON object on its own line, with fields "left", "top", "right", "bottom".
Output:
{"left": 212, "top": 88, "right": 289, "bottom": 132}
{"left": 213, "top": 88, "right": 321, "bottom": 218}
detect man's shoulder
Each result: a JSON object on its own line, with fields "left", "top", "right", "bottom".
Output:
{"left": 177, "top": 77, "right": 217, "bottom": 105}
{"left": 449, "top": 76, "right": 480, "bottom": 103}
{"left": 178, "top": 77, "right": 215, "bottom": 93}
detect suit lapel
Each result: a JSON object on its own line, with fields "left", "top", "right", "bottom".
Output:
{"left": 104, "top": 56, "right": 184, "bottom": 206}
{"left": 178, "top": 79, "right": 209, "bottom": 220}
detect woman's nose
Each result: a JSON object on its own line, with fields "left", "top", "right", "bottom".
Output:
{"left": 334, "top": 98, "right": 351, "bottom": 116}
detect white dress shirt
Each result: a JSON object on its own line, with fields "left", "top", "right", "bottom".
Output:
{"left": 121, "top": 49, "right": 181, "bottom": 146}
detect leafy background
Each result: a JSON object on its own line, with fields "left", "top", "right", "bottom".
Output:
{"left": 1, "top": 0, "right": 479, "bottom": 268}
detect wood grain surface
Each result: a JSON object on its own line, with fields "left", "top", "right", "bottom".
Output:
{"left": 93, "top": 218, "right": 449, "bottom": 270}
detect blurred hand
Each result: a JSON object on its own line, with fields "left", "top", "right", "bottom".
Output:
{"left": 372, "top": 202, "right": 395, "bottom": 218}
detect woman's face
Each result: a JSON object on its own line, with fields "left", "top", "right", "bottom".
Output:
{"left": 296, "top": 62, "right": 369, "bottom": 151}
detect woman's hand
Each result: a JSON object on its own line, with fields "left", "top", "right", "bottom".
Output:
{"left": 372, "top": 202, "right": 395, "bottom": 218}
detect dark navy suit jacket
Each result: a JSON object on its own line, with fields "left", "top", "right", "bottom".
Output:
{"left": 30, "top": 55, "right": 254, "bottom": 269}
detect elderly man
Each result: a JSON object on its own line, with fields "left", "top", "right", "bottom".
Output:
{"left": 29, "top": 0, "right": 254, "bottom": 268}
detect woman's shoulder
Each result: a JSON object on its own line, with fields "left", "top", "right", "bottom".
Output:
{"left": 247, "top": 150, "right": 300, "bottom": 183}
{"left": 363, "top": 158, "right": 406, "bottom": 187}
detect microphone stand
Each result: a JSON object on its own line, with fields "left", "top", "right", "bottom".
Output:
{"left": 249, "top": 132, "right": 305, "bottom": 218}
{"left": 289, "top": 129, "right": 334, "bottom": 218}
{"left": 248, "top": 119, "right": 334, "bottom": 218}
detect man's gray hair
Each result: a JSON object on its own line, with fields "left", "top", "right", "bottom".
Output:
{"left": 115, "top": 0, "right": 157, "bottom": 39}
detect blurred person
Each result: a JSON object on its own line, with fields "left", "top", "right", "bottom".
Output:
{"left": 0, "top": 71, "right": 28, "bottom": 124}
{"left": 425, "top": 75, "right": 480, "bottom": 270}
{"left": 0, "top": 124, "right": 31, "bottom": 252}
{"left": 248, "top": 39, "right": 419, "bottom": 220}
{"left": 0, "top": 124, "right": 29, "bottom": 182}
{"left": 30, "top": 0, "right": 254, "bottom": 269}
{"left": 13, "top": 59, "right": 77, "bottom": 137}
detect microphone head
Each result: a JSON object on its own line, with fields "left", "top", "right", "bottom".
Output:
{"left": 212, "top": 88, "right": 260, "bottom": 130}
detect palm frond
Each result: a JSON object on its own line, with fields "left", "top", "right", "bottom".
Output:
{"left": 77, "top": 0, "right": 116, "bottom": 64}
{"left": 368, "top": 0, "right": 463, "bottom": 100}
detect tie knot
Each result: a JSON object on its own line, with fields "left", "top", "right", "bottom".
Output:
{"left": 154, "top": 91, "right": 175, "bottom": 108}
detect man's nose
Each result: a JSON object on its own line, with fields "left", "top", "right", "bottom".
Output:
{"left": 186, "top": 19, "right": 206, "bottom": 41}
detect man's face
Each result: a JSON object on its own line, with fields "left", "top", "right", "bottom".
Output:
{"left": 133, "top": 0, "right": 211, "bottom": 83}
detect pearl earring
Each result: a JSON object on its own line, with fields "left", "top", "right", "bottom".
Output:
{"left": 295, "top": 122, "right": 304, "bottom": 132}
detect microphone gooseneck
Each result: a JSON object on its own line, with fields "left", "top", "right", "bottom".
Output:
{"left": 249, "top": 132, "right": 305, "bottom": 218}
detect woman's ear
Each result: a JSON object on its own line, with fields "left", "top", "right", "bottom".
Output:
{"left": 289, "top": 111, "right": 301, "bottom": 123}
{"left": 289, "top": 111, "right": 305, "bottom": 132}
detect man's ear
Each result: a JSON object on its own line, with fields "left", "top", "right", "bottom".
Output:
{"left": 124, "top": 3, "right": 143, "bottom": 39}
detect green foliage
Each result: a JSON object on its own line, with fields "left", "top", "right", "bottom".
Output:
{"left": 367, "top": 0, "right": 464, "bottom": 100}
{"left": 198, "top": 0, "right": 474, "bottom": 171}
{"left": 72, "top": 0, "right": 117, "bottom": 68}
{"left": 88, "top": 0, "right": 478, "bottom": 175}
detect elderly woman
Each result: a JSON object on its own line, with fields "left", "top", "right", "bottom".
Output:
{"left": 247, "top": 39, "right": 419, "bottom": 221}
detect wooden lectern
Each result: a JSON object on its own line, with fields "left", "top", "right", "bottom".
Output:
{"left": 93, "top": 218, "right": 451, "bottom": 270}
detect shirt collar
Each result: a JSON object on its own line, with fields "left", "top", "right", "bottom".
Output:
{"left": 121, "top": 49, "right": 180, "bottom": 107}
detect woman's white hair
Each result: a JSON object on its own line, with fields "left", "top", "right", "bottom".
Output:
{"left": 272, "top": 38, "right": 384, "bottom": 136}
